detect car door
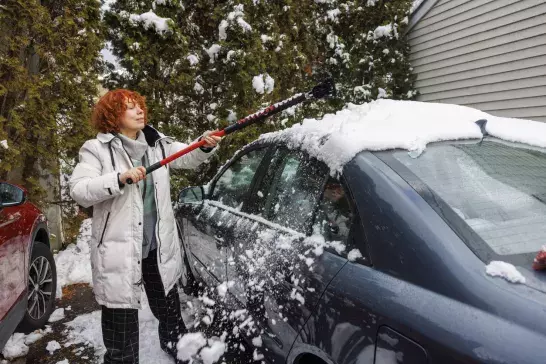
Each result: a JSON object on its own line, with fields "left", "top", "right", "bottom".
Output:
{"left": 226, "top": 147, "right": 350, "bottom": 363}
{"left": 292, "top": 162, "right": 428, "bottom": 364}
{"left": 180, "top": 146, "right": 270, "bottom": 289}
{"left": 0, "top": 182, "right": 26, "bottom": 321}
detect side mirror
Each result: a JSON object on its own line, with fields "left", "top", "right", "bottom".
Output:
{"left": 178, "top": 186, "right": 205, "bottom": 205}
{"left": 0, "top": 182, "right": 26, "bottom": 208}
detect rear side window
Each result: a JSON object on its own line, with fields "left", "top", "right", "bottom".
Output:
{"left": 314, "top": 177, "right": 353, "bottom": 243}
{"left": 313, "top": 177, "right": 370, "bottom": 264}
{"left": 392, "top": 141, "right": 546, "bottom": 259}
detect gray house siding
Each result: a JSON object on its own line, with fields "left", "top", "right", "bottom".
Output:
{"left": 408, "top": 0, "right": 546, "bottom": 122}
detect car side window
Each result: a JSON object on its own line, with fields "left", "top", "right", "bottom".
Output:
{"left": 315, "top": 177, "right": 353, "bottom": 242}
{"left": 211, "top": 148, "right": 267, "bottom": 209}
{"left": 314, "top": 177, "right": 371, "bottom": 265}
{"left": 0, "top": 183, "right": 23, "bottom": 204}
{"left": 266, "top": 151, "right": 327, "bottom": 233}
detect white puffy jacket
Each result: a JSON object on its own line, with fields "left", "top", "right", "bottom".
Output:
{"left": 69, "top": 126, "right": 212, "bottom": 309}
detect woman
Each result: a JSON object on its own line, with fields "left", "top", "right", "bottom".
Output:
{"left": 69, "top": 89, "right": 221, "bottom": 363}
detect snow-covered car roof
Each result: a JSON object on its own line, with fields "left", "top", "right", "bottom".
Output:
{"left": 259, "top": 100, "right": 546, "bottom": 173}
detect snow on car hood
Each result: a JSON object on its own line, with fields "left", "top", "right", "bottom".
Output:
{"left": 260, "top": 99, "right": 546, "bottom": 173}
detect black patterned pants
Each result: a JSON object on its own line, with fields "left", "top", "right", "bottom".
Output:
{"left": 101, "top": 249, "right": 187, "bottom": 363}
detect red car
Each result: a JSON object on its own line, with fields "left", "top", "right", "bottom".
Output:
{"left": 0, "top": 181, "right": 57, "bottom": 350}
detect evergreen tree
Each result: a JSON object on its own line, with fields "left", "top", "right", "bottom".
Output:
{"left": 103, "top": 0, "right": 416, "bottom": 194}
{"left": 0, "top": 0, "right": 104, "bottom": 242}
{"left": 312, "top": 0, "right": 415, "bottom": 104}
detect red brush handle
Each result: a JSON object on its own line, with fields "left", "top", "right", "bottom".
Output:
{"left": 126, "top": 130, "right": 226, "bottom": 184}
{"left": 160, "top": 130, "right": 226, "bottom": 166}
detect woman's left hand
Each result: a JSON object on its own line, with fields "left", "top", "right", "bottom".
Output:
{"left": 202, "top": 130, "right": 222, "bottom": 148}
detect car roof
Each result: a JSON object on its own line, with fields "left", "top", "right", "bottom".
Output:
{"left": 257, "top": 100, "right": 546, "bottom": 175}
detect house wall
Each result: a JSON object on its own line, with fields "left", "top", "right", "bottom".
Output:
{"left": 408, "top": 0, "right": 546, "bottom": 122}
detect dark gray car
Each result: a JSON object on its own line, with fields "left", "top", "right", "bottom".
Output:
{"left": 175, "top": 135, "right": 546, "bottom": 364}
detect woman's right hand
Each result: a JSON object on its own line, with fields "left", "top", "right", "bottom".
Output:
{"left": 119, "top": 166, "right": 147, "bottom": 185}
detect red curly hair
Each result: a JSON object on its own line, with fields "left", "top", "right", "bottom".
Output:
{"left": 91, "top": 89, "right": 148, "bottom": 133}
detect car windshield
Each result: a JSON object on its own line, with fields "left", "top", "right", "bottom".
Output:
{"left": 392, "top": 140, "right": 546, "bottom": 259}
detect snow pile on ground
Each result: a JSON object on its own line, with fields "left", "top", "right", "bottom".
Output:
{"left": 260, "top": 99, "right": 546, "bottom": 174}
{"left": 63, "top": 311, "right": 105, "bottom": 358}
{"left": 129, "top": 10, "right": 171, "bottom": 33}
{"left": 486, "top": 261, "right": 526, "bottom": 284}
{"left": 48, "top": 307, "right": 65, "bottom": 323}
{"left": 1, "top": 327, "right": 52, "bottom": 360}
{"left": 54, "top": 219, "right": 93, "bottom": 298}
{"left": 46, "top": 340, "right": 61, "bottom": 355}
{"left": 63, "top": 296, "right": 184, "bottom": 363}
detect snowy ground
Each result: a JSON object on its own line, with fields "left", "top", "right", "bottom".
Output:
{"left": 1, "top": 220, "right": 254, "bottom": 364}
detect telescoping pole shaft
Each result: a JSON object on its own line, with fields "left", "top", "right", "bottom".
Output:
{"left": 126, "top": 78, "right": 335, "bottom": 184}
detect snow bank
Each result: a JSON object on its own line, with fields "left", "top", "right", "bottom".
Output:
{"left": 486, "top": 261, "right": 526, "bottom": 284}
{"left": 1, "top": 328, "right": 52, "bottom": 360}
{"left": 2, "top": 334, "right": 29, "bottom": 360}
{"left": 64, "top": 311, "right": 104, "bottom": 357}
{"left": 260, "top": 100, "right": 546, "bottom": 174}
{"left": 129, "top": 10, "right": 171, "bottom": 33}
{"left": 48, "top": 307, "right": 65, "bottom": 322}
{"left": 54, "top": 219, "right": 93, "bottom": 298}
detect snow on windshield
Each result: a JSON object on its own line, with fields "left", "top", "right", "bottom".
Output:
{"left": 393, "top": 141, "right": 546, "bottom": 256}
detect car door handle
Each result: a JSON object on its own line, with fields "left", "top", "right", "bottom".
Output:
{"left": 214, "top": 234, "right": 225, "bottom": 248}
{"left": 264, "top": 329, "right": 283, "bottom": 348}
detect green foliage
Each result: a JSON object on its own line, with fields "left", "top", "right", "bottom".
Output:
{"left": 103, "top": 0, "right": 416, "bottom": 197}
{"left": 0, "top": 0, "right": 104, "bottom": 242}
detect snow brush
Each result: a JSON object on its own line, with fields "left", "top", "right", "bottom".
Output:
{"left": 126, "top": 78, "right": 336, "bottom": 184}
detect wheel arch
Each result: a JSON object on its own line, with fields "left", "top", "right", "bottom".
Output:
{"left": 288, "top": 344, "right": 336, "bottom": 364}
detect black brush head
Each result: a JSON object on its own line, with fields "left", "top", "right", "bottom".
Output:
{"left": 311, "top": 78, "right": 336, "bottom": 99}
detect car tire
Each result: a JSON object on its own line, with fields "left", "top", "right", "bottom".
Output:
{"left": 17, "top": 241, "right": 57, "bottom": 333}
